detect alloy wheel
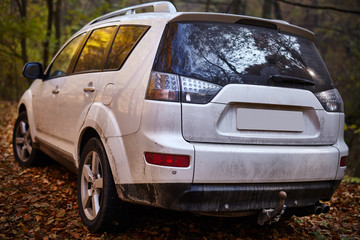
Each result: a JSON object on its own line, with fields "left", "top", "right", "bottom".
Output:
{"left": 14, "top": 119, "right": 32, "bottom": 163}
{"left": 80, "top": 151, "right": 104, "bottom": 220}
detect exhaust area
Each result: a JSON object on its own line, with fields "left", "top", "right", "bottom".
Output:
{"left": 314, "top": 202, "right": 330, "bottom": 215}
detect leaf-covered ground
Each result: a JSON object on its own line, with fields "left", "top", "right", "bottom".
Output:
{"left": 0, "top": 101, "right": 359, "bottom": 240}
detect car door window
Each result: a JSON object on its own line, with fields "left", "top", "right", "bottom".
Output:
{"left": 74, "top": 26, "right": 116, "bottom": 73}
{"left": 105, "top": 26, "right": 149, "bottom": 70}
{"left": 49, "top": 34, "right": 85, "bottom": 78}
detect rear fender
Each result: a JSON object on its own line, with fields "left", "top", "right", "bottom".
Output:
{"left": 76, "top": 102, "right": 132, "bottom": 185}
{"left": 334, "top": 114, "right": 349, "bottom": 180}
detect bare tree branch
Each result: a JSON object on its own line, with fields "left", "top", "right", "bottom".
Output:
{"left": 0, "top": 47, "right": 22, "bottom": 60}
{"left": 225, "top": 0, "right": 236, "bottom": 13}
{"left": 277, "top": 0, "right": 360, "bottom": 15}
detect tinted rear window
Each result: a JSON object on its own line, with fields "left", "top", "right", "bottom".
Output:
{"left": 106, "top": 25, "right": 149, "bottom": 70}
{"left": 153, "top": 22, "right": 334, "bottom": 92}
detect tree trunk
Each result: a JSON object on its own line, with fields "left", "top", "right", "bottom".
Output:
{"left": 105, "top": 0, "right": 112, "bottom": 6}
{"left": 346, "top": 134, "right": 360, "bottom": 177}
{"left": 239, "top": 0, "right": 247, "bottom": 15}
{"left": 54, "top": 0, "right": 62, "bottom": 56}
{"left": 15, "top": 0, "right": 28, "bottom": 65}
{"left": 262, "top": 0, "right": 273, "bottom": 19}
{"left": 273, "top": 0, "right": 282, "bottom": 19}
{"left": 43, "top": 0, "right": 53, "bottom": 68}
{"left": 233, "top": 0, "right": 239, "bottom": 14}
{"left": 205, "top": 0, "right": 211, "bottom": 12}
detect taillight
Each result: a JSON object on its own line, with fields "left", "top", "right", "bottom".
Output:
{"left": 144, "top": 152, "right": 190, "bottom": 167}
{"left": 315, "top": 89, "right": 344, "bottom": 112}
{"left": 145, "top": 72, "right": 180, "bottom": 102}
{"left": 145, "top": 71, "right": 222, "bottom": 104}
{"left": 180, "top": 76, "right": 222, "bottom": 104}
{"left": 340, "top": 156, "right": 347, "bottom": 167}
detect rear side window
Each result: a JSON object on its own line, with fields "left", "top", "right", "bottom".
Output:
{"left": 153, "top": 22, "right": 334, "bottom": 93}
{"left": 74, "top": 26, "right": 116, "bottom": 73}
{"left": 105, "top": 25, "right": 149, "bottom": 70}
{"left": 49, "top": 34, "right": 85, "bottom": 78}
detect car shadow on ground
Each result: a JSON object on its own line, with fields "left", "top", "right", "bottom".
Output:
{"left": 44, "top": 157, "right": 294, "bottom": 239}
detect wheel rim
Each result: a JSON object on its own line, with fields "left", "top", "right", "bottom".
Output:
{"left": 81, "top": 151, "right": 104, "bottom": 220}
{"left": 15, "top": 119, "right": 32, "bottom": 163}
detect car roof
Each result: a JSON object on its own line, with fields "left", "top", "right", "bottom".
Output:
{"left": 78, "top": 1, "right": 314, "bottom": 41}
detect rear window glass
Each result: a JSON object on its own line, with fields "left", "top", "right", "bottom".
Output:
{"left": 106, "top": 25, "right": 149, "bottom": 70}
{"left": 153, "top": 22, "right": 334, "bottom": 92}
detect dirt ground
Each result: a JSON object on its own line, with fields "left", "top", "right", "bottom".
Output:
{"left": 1, "top": 101, "right": 359, "bottom": 239}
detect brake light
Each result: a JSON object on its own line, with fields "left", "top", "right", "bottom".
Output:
{"left": 144, "top": 152, "right": 190, "bottom": 167}
{"left": 145, "top": 71, "right": 222, "bottom": 104}
{"left": 145, "top": 72, "right": 180, "bottom": 102}
{"left": 315, "top": 89, "right": 344, "bottom": 112}
{"left": 340, "top": 156, "right": 347, "bottom": 167}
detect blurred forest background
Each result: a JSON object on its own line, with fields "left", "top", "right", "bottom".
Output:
{"left": 0, "top": 0, "right": 359, "bottom": 176}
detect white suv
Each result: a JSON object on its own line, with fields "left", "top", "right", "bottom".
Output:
{"left": 14, "top": 1, "right": 348, "bottom": 232}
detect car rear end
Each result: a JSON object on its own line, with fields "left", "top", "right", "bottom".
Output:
{"left": 138, "top": 14, "right": 348, "bottom": 216}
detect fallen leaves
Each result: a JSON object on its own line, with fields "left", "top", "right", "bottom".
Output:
{"left": 56, "top": 208, "right": 67, "bottom": 218}
{"left": 0, "top": 101, "right": 359, "bottom": 239}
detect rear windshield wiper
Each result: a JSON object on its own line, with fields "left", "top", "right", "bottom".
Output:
{"left": 268, "top": 75, "right": 315, "bottom": 85}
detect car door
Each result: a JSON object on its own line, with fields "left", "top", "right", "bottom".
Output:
{"left": 33, "top": 34, "right": 86, "bottom": 147}
{"left": 53, "top": 26, "right": 117, "bottom": 154}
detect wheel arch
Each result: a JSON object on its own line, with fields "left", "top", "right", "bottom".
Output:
{"left": 18, "top": 104, "right": 27, "bottom": 114}
{"left": 79, "top": 127, "right": 101, "bottom": 160}
{"left": 17, "top": 89, "right": 38, "bottom": 144}
{"left": 76, "top": 102, "right": 132, "bottom": 186}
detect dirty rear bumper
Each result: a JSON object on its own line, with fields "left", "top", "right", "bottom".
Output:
{"left": 117, "top": 180, "right": 340, "bottom": 214}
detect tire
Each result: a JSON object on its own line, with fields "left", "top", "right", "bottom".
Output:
{"left": 77, "top": 137, "right": 122, "bottom": 233}
{"left": 12, "top": 111, "right": 41, "bottom": 167}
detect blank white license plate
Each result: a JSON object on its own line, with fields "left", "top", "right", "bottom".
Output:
{"left": 236, "top": 108, "right": 304, "bottom": 132}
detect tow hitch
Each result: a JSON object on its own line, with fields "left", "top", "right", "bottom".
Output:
{"left": 257, "top": 191, "right": 287, "bottom": 225}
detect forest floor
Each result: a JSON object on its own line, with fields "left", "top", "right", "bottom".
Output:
{"left": 0, "top": 101, "right": 359, "bottom": 240}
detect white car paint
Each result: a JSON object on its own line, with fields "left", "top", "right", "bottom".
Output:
{"left": 16, "top": 2, "right": 348, "bottom": 221}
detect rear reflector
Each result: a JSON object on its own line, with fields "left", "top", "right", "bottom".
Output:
{"left": 340, "top": 156, "right": 347, "bottom": 167}
{"left": 145, "top": 152, "right": 190, "bottom": 167}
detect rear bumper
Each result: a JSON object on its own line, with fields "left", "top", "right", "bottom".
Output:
{"left": 193, "top": 143, "right": 345, "bottom": 183}
{"left": 117, "top": 181, "right": 341, "bottom": 213}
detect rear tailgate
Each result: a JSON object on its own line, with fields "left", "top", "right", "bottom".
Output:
{"left": 182, "top": 84, "right": 339, "bottom": 146}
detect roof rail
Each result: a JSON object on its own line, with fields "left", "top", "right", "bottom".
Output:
{"left": 88, "top": 1, "right": 177, "bottom": 25}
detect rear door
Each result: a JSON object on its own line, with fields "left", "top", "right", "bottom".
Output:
{"left": 181, "top": 86, "right": 338, "bottom": 146}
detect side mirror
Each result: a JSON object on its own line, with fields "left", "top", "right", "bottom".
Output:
{"left": 22, "top": 62, "right": 44, "bottom": 80}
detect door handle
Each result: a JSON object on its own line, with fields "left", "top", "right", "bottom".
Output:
{"left": 52, "top": 86, "right": 60, "bottom": 94}
{"left": 84, "top": 82, "right": 95, "bottom": 92}
{"left": 83, "top": 86, "right": 95, "bottom": 92}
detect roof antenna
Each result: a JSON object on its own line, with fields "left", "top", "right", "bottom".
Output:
{"left": 225, "top": 0, "right": 237, "bottom": 13}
